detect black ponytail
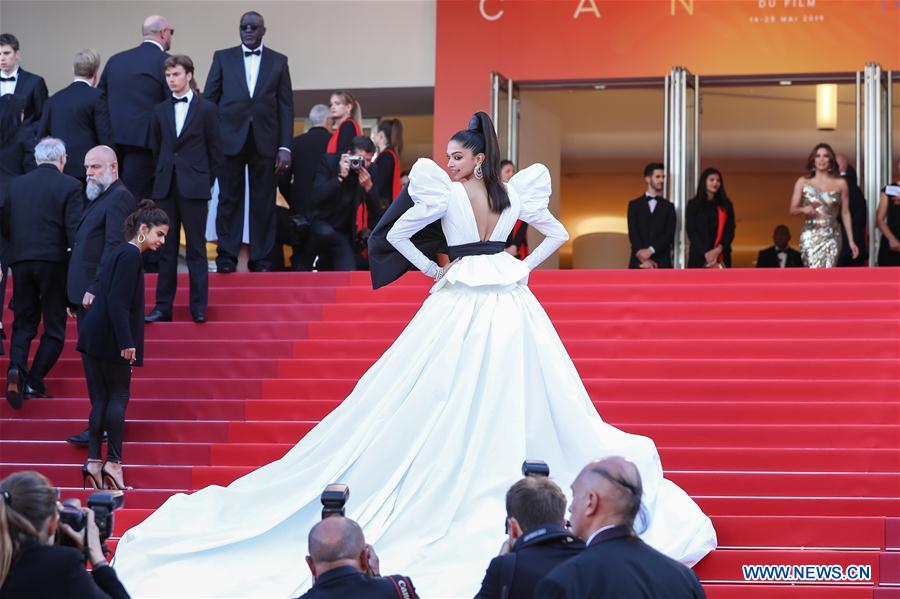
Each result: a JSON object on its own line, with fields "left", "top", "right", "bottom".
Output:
{"left": 450, "top": 111, "right": 510, "bottom": 213}
{"left": 123, "top": 199, "right": 169, "bottom": 240}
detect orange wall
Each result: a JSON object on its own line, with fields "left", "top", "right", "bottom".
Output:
{"left": 434, "top": 0, "right": 900, "bottom": 158}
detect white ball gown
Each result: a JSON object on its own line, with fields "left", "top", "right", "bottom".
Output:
{"left": 113, "top": 159, "right": 717, "bottom": 598}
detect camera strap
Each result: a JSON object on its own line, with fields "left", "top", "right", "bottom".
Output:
{"left": 500, "top": 524, "right": 580, "bottom": 598}
{"left": 386, "top": 574, "right": 417, "bottom": 599}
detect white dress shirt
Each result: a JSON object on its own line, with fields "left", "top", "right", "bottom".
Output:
{"left": 584, "top": 524, "right": 617, "bottom": 547}
{"left": 775, "top": 247, "right": 788, "bottom": 268}
{"left": 0, "top": 66, "right": 19, "bottom": 96}
{"left": 241, "top": 43, "right": 262, "bottom": 98}
{"left": 172, "top": 89, "right": 193, "bottom": 137}
{"left": 645, "top": 192, "right": 658, "bottom": 214}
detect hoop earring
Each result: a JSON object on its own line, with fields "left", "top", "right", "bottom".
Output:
{"left": 474, "top": 164, "right": 484, "bottom": 180}
{"left": 137, "top": 233, "right": 146, "bottom": 244}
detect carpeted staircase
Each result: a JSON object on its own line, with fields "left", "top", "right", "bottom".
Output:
{"left": 2, "top": 268, "right": 898, "bottom": 598}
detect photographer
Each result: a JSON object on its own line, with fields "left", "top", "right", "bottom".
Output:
{"left": 0, "top": 471, "right": 129, "bottom": 598}
{"left": 305, "top": 135, "right": 379, "bottom": 271}
{"left": 476, "top": 475, "right": 584, "bottom": 599}
{"left": 297, "top": 516, "right": 416, "bottom": 599}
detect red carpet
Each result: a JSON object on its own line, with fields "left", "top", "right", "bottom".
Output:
{"left": 1, "top": 267, "right": 898, "bottom": 597}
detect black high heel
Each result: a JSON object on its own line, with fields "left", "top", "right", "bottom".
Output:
{"left": 82, "top": 460, "right": 102, "bottom": 489}
{"left": 101, "top": 463, "right": 133, "bottom": 491}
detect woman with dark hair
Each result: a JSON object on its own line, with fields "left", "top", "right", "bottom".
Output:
{"left": 112, "top": 112, "right": 716, "bottom": 598}
{"left": 325, "top": 90, "right": 361, "bottom": 156}
{"left": 0, "top": 471, "right": 129, "bottom": 598}
{"left": 686, "top": 167, "right": 736, "bottom": 268}
{"left": 789, "top": 143, "right": 858, "bottom": 268}
{"left": 372, "top": 117, "right": 403, "bottom": 210}
{"left": 876, "top": 158, "right": 900, "bottom": 266}
{"left": 77, "top": 200, "right": 169, "bottom": 492}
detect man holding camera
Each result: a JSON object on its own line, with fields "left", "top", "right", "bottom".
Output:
{"left": 298, "top": 516, "right": 416, "bottom": 599}
{"left": 476, "top": 475, "right": 584, "bottom": 599}
{"left": 306, "top": 135, "right": 379, "bottom": 270}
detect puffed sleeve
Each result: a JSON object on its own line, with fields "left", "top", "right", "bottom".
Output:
{"left": 509, "top": 164, "right": 569, "bottom": 270}
{"left": 385, "top": 158, "right": 451, "bottom": 278}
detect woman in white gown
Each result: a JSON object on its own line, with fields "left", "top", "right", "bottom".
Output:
{"left": 113, "top": 112, "right": 716, "bottom": 598}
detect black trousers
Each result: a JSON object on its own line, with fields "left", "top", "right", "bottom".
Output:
{"left": 155, "top": 184, "right": 209, "bottom": 317}
{"left": 216, "top": 127, "right": 276, "bottom": 271}
{"left": 8, "top": 261, "right": 68, "bottom": 393}
{"left": 301, "top": 221, "right": 356, "bottom": 271}
{"left": 83, "top": 354, "right": 131, "bottom": 462}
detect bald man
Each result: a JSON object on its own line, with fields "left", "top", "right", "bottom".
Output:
{"left": 536, "top": 458, "right": 706, "bottom": 599}
{"left": 97, "top": 15, "right": 171, "bottom": 203}
{"left": 297, "top": 516, "right": 417, "bottom": 599}
{"left": 65, "top": 145, "right": 136, "bottom": 446}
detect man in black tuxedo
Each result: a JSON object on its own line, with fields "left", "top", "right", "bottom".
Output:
{"left": 98, "top": 16, "right": 171, "bottom": 203}
{"left": 307, "top": 136, "right": 378, "bottom": 271}
{"left": 836, "top": 154, "right": 868, "bottom": 267}
{"left": 204, "top": 11, "right": 294, "bottom": 273}
{"left": 756, "top": 225, "right": 803, "bottom": 268}
{"left": 277, "top": 103, "right": 332, "bottom": 270}
{"left": 145, "top": 55, "right": 224, "bottom": 324}
{"left": 297, "top": 516, "right": 417, "bottom": 599}
{"left": 65, "top": 145, "right": 136, "bottom": 445}
{"left": 476, "top": 475, "right": 584, "bottom": 599}
{"left": 38, "top": 49, "right": 114, "bottom": 186}
{"left": 2, "top": 138, "right": 82, "bottom": 408}
{"left": 536, "top": 457, "right": 706, "bottom": 599}
{"left": 0, "top": 33, "right": 48, "bottom": 125}
{"left": 627, "top": 162, "right": 676, "bottom": 269}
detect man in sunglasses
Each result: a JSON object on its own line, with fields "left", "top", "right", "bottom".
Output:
{"left": 204, "top": 11, "right": 294, "bottom": 273}
{"left": 536, "top": 457, "right": 706, "bottom": 598}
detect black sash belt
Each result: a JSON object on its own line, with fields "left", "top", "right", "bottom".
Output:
{"left": 446, "top": 241, "right": 507, "bottom": 261}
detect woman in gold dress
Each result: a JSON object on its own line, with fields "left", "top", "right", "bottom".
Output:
{"left": 789, "top": 143, "right": 858, "bottom": 268}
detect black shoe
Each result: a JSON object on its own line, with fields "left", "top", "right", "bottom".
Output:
{"left": 66, "top": 429, "right": 108, "bottom": 446}
{"left": 216, "top": 262, "right": 235, "bottom": 274}
{"left": 24, "top": 385, "right": 49, "bottom": 399}
{"left": 144, "top": 309, "right": 172, "bottom": 323}
{"left": 192, "top": 312, "right": 207, "bottom": 323}
{"left": 6, "top": 367, "right": 23, "bottom": 410}
{"left": 0, "top": 328, "right": 5, "bottom": 356}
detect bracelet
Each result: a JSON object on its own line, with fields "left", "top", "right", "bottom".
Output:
{"left": 433, "top": 266, "right": 444, "bottom": 282}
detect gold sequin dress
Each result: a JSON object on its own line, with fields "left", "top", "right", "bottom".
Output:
{"left": 799, "top": 184, "right": 842, "bottom": 268}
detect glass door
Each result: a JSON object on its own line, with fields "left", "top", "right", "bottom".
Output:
{"left": 491, "top": 72, "right": 520, "bottom": 164}
{"left": 862, "top": 64, "right": 893, "bottom": 265}
{"left": 665, "top": 67, "right": 699, "bottom": 269}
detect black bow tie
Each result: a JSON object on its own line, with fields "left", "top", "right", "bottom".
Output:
{"left": 647, "top": 196, "right": 662, "bottom": 201}
{"left": 0, "top": 76, "right": 15, "bottom": 82}
{"left": 171, "top": 96, "right": 188, "bottom": 104}
{"left": 244, "top": 49, "right": 261, "bottom": 57}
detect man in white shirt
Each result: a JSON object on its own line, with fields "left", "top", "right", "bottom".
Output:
{"left": 0, "top": 32, "right": 48, "bottom": 125}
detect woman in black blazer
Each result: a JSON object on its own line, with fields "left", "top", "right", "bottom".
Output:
{"left": 687, "top": 167, "right": 736, "bottom": 268}
{"left": 77, "top": 201, "right": 169, "bottom": 491}
{"left": 372, "top": 118, "right": 403, "bottom": 222}
{"left": 0, "top": 470, "right": 129, "bottom": 599}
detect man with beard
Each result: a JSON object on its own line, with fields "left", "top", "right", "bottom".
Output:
{"left": 65, "top": 145, "right": 136, "bottom": 446}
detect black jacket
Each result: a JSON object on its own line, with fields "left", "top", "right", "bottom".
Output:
{"left": 686, "top": 198, "right": 735, "bottom": 268}
{"left": 0, "top": 119, "right": 36, "bottom": 182}
{"left": 0, "top": 540, "right": 129, "bottom": 599}
{"left": 535, "top": 526, "right": 706, "bottom": 599}
{"left": 295, "top": 566, "right": 416, "bottom": 599}
{"left": 627, "top": 195, "right": 676, "bottom": 268}
{"left": 67, "top": 179, "right": 136, "bottom": 304}
{"left": 278, "top": 126, "right": 331, "bottom": 217}
{"left": 6, "top": 67, "right": 48, "bottom": 125}
{"left": 150, "top": 95, "right": 224, "bottom": 200}
{"left": 476, "top": 525, "right": 585, "bottom": 599}
{"left": 311, "top": 154, "right": 379, "bottom": 232}
{"left": 39, "top": 81, "right": 114, "bottom": 180}
{"left": 98, "top": 41, "right": 169, "bottom": 149}
{"left": 839, "top": 166, "right": 868, "bottom": 265}
{"left": 77, "top": 242, "right": 145, "bottom": 366}
{"left": 203, "top": 45, "right": 293, "bottom": 157}
{"left": 756, "top": 246, "right": 803, "bottom": 268}
{"left": 2, "top": 163, "right": 83, "bottom": 264}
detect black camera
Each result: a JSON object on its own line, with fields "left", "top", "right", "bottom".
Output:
{"left": 321, "top": 483, "right": 349, "bottom": 519}
{"left": 348, "top": 155, "right": 365, "bottom": 170}
{"left": 58, "top": 491, "right": 124, "bottom": 547}
{"left": 522, "top": 460, "right": 550, "bottom": 478}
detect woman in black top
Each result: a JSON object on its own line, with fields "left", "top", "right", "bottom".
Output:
{"left": 876, "top": 160, "right": 900, "bottom": 266}
{"left": 77, "top": 201, "right": 169, "bottom": 491}
{"left": 0, "top": 470, "right": 129, "bottom": 598}
{"left": 686, "top": 167, "right": 736, "bottom": 268}
{"left": 373, "top": 118, "right": 403, "bottom": 215}
{"left": 326, "top": 91, "right": 362, "bottom": 156}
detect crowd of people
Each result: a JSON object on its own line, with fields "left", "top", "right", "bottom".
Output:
{"left": 0, "top": 456, "right": 707, "bottom": 599}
